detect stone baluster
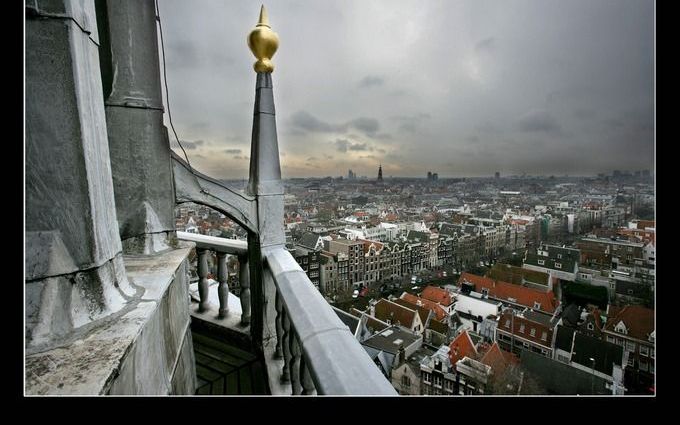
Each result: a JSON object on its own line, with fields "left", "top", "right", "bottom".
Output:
{"left": 281, "top": 311, "right": 291, "bottom": 383}
{"left": 238, "top": 254, "right": 251, "bottom": 325}
{"left": 217, "top": 252, "right": 229, "bottom": 318}
{"left": 274, "top": 289, "right": 283, "bottom": 358}
{"left": 197, "top": 248, "right": 209, "bottom": 312}
{"left": 299, "top": 354, "right": 316, "bottom": 395}
{"left": 289, "top": 331, "right": 302, "bottom": 395}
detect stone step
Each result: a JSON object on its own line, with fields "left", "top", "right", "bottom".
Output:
{"left": 191, "top": 328, "right": 268, "bottom": 395}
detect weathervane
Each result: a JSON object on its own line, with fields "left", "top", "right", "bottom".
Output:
{"left": 247, "top": 5, "right": 279, "bottom": 73}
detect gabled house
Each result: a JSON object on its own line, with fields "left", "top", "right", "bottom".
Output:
{"left": 603, "top": 305, "right": 655, "bottom": 392}
{"left": 373, "top": 299, "right": 424, "bottom": 335}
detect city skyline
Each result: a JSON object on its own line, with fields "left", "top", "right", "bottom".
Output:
{"left": 159, "top": 0, "right": 655, "bottom": 179}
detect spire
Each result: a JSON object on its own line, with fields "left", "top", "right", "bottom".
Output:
{"left": 248, "top": 5, "right": 279, "bottom": 73}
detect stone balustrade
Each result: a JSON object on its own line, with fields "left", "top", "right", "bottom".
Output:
{"left": 177, "top": 231, "right": 250, "bottom": 324}
{"left": 264, "top": 247, "right": 397, "bottom": 395}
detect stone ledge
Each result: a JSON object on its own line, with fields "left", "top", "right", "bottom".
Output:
{"left": 25, "top": 245, "right": 194, "bottom": 395}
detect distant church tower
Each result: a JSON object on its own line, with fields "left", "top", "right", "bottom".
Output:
{"left": 377, "top": 164, "right": 383, "bottom": 181}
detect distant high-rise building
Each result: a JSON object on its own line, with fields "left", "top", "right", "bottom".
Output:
{"left": 427, "top": 171, "right": 432, "bottom": 181}
{"left": 432, "top": 173, "right": 438, "bottom": 181}
{"left": 348, "top": 169, "right": 356, "bottom": 180}
{"left": 377, "top": 164, "right": 383, "bottom": 181}
{"left": 495, "top": 171, "right": 500, "bottom": 179}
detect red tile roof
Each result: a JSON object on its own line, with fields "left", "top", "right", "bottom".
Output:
{"left": 392, "top": 298, "right": 431, "bottom": 324}
{"left": 480, "top": 342, "right": 514, "bottom": 375}
{"left": 449, "top": 330, "right": 478, "bottom": 366}
{"left": 421, "top": 285, "right": 453, "bottom": 307}
{"left": 374, "top": 299, "right": 418, "bottom": 329}
{"left": 459, "top": 272, "right": 558, "bottom": 313}
{"left": 399, "top": 293, "right": 447, "bottom": 321}
{"left": 604, "top": 305, "right": 655, "bottom": 342}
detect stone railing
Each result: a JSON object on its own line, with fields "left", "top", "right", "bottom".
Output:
{"left": 264, "top": 247, "right": 397, "bottom": 395}
{"left": 176, "top": 233, "right": 395, "bottom": 395}
{"left": 177, "top": 231, "right": 250, "bottom": 324}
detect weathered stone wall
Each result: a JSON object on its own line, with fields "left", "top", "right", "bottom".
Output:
{"left": 102, "top": 0, "right": 176, "bottom": 252}
{"left": 26, "top": 247, "right": 197, "bottom": 395}
{"left": 25, "top": 0, "right": 130, "bottom": 350}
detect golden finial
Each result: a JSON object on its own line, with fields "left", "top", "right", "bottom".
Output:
{"left": 248, "top": 5, "right": 279, "bottom": 73}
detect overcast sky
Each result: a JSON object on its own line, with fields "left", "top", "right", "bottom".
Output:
{"left": 158, "top": 0, "right": 654, "bottom": 179}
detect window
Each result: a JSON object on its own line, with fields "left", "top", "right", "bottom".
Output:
{"left": 639, "top": 359, "right": 648, "bottom": 372}
{"left": 401, "top": 375, "right": 411, "bottom": 388}
{"left": 587, "top": 322, "right": 594, "bottom": 330}
{"left": 530, "top": 328, "right": 536, "bottom": 337}
{"left": 627, "top": 355, "right": 634, "bottom": 367}
{"left": 537, "top": 259, "right": 545, "bottom": 265}
{"left": 554, "top": 262, "right": 562, "bottom": 269}
{"left": 433, "top": 375, "right": 442, "bottom": 388}
{"left": 640, "top": 345, "right": 649, "bottom": 357}
{"left": 541, "top": 331, "right": 548, "bottom": 341}
{"left": 505, "top": 319, "right": 511, "bottom": 328}
{"left": 523, "top": 342, "right": 530, "bottom": 349}
{"left": 557, "top": 253, "right": 562, "bottom": 259}
{"left": 519, "top": 324, "right": 525, "bottom": 333}
{"left": 651, "top": 348, "right": 655, "bottom": 359}
{"left": 422, "top": 372, "right": 431, "bottom": 384}
{"left": 534, "top": 302, "right": 541, "bottom": 310}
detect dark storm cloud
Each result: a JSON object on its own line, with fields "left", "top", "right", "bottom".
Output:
{"left": 334, "top": 138, "right": 374, "bottom": 152}
{"left": 349, "top": 117, "right": 380, "bottom": 135}
{"left": 160, "top": 0, "right": 654, "bottom": 177}
{"left": 358, "top": 76, "right": 385, "bottom": 88}
{"left": 475, "top": 37, "right": 496, "bottom": 52}
{"left": 349, "top": 143, "right": 370, "bottom": 151}
{"left": 291, "top": 111, "right": 343, "bottom": 133}
{"left": 475, "top": 121, "right": 502, "bottom": 135}
{"left": 517, "top": 110, "right": 562, "bottom": 134}
{"left": 392, "top": 113, "right": 431, "bottom": 134}
{"left": 171, "top": 139, "right": 204, "bottom": 150}
{"left": 291, "top": 111, "right": 380, "bottom": 137}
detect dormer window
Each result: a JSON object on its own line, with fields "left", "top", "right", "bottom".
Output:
{"left": 554, "top": 262, "right": 562, "bottom": 269}
{"left": 537, "top": 259, "right": 545, "bottom": 266}
{"left": 614, "top": 321, "right": 627, "bottom": 335}
{"left": 533, "top": 302, "right": 541, "bottom": 310}
{"left": 557, "top": 253, "right": 562, "bottom": 259}
{"left": 587, "top": 322, "right": 594, "bottom": 330}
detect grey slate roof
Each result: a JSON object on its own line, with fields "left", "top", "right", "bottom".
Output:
{"left": 520, "top": 350, "right": 610, "bottom": 395}
{"left": 571, "top": 332, "right": 623, "bottom": 376}
{"left": 407, "top": 230, "right": 430, "bottom": 243}
{"left": 554, "top": 325, "right": 576, "bottom": 352}
{"left": 298, "top": 232, "right": 321, "bottom": 250}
